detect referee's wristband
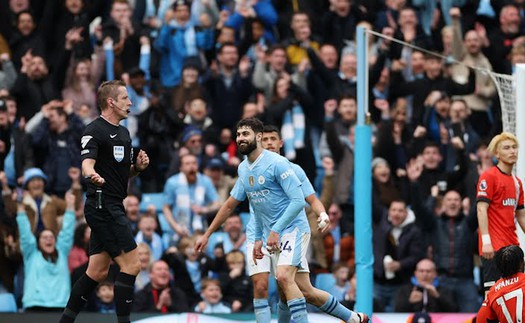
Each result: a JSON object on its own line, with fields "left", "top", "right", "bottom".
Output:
{"left": 134, "top": 165, "right": 144, "bottom": 173}
{"left": 481, "top": 234, "right": 491, "bottom": 245}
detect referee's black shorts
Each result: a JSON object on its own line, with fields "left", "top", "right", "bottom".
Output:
{"left": 84, "top": 195, "right": 137, "bottom": 258}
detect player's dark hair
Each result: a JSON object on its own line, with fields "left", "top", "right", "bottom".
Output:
{"left": 236, "top": 118, "right": 264, "bottom": 134}
{"left": 97, "top": 80, "right": 125, "bottom": 111}
{"left": 263, "top": 125, "right": 281, "bottom": 137}
{"left": 495, "top": 245, "right": 525, "bottom": 278}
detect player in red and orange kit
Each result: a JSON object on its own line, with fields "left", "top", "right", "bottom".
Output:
{"left": 477, "top": 245, "right": 525, "bottom": 323}
{"left": 477, "top": 132, "right": 525, "bottom": 295}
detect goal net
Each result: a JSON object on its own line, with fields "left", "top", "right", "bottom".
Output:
{"left": 487, "top": 72, "right": 516, "bottom": 134}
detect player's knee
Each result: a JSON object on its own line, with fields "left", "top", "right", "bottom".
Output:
{"left": 276, "top": 271, "right": 294, "bottom": 288}
{"left": 253, "top": 278, "right": 269, "bottom": 298}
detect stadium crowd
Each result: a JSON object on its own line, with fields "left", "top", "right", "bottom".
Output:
{"left": 0, "top": 0, "right": 524, "bottom": 316}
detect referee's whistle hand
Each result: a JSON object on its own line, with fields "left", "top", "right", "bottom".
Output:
{"left": 87, "top": 173, "right": 105, "bottom": 186}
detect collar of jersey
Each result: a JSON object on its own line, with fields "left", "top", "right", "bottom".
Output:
{"left": 247, "top": 150, "right": 265, "bottom": 170}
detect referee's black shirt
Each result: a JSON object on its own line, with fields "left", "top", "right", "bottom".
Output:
{"left": 80, "top": 117, "right": 135, "bottom": 200}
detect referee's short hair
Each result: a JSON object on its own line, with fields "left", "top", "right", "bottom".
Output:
{"left": 97, "top": 80, "right": 126, "bottom": 111}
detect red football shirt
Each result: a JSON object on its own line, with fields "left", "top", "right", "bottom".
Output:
{"left": 478, "top": 272, "right": 525, "bottom": 322}
{"left": 476, "top": 166, "right": 524, "bottom": 255}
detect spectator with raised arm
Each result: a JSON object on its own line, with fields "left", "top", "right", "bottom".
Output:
{"left": 4, "top": 167, "right": 82, "bottom": 235}
{"left": 155, "top": 0, "right": 214, "bottom": 88}
{"left": 17, "top": 190, "right": 76, "bottom": 311}
{"left": 31, "top": 100, "right": 84, "bottom": 197}
{"left": 225, "top": 0, "right": 277, "bottom": 44}
{"left": 407, "top": 158, "right": 480, "bottom": 312}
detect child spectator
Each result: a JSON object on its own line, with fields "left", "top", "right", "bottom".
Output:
{"left": 195, "top": 278, "right": 231, "bottom": 314}
{"left": 219, "top": 250, "right": 252, "bottom": 312}
{"left": 94, "top": 281, "right": 115, "bottom": 314}
{"left": 162, "top": 235, "right": 226, "bottom": 308}
{"left": 331, "top": 262, "right": 351, "bottom": 302}
{"left": 135, "top": 213, "right": 164, "bottom": 261}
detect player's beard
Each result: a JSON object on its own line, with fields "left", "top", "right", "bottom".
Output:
{"left": 238, "top": 138, "right": 257, "bottom": 155}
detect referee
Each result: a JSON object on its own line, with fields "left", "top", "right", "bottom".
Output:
{"left": 60, "top": 80, "right": 150, "bottom": 323}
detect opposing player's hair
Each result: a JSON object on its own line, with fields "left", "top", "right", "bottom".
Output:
{"left": 487, "top": 132, "right": 519, "bottom": 155}
{"left": 495, "top": 245, "right": 524, "bottom": 278}
{"left": 97, "top": 80, "right": 126, "bottom": 111}
{"left": 236, "top": 117, "right": 264, "bottom": 134}
{"left": 263, "top": 125, "right": 281, "bottom": 137}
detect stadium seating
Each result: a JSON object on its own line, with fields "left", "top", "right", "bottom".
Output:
{"left": 314, "top": 273, "right": 336, "bottom": 293}
{"left": 0, "top": 293, "right": 17, "bottom": 312}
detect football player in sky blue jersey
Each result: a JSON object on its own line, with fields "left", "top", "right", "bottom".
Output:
{"left": 251, "top": 125, "right": 368, "bottom": 323}
{"left": 195, "top": 119, "right": 368, "bottom": 323}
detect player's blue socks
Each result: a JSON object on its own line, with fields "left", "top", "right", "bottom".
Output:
{"left": 278, "top": 300, "right": 292, "bottom": 323}
{"left": 288, "top": 297, "right": 308, "bottom": 323}
{"left": 320, "top": 294, "right": 353, "bottom": 321}
{"left": 254, "top": 298, "right": 271, "bottom": 323}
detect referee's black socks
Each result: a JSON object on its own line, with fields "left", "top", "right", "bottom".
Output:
{"left": 114, "top": 272, "right": 136, "bottom": 323}
{"left": 59, "top": 273, "right": 98, "bottom": 323}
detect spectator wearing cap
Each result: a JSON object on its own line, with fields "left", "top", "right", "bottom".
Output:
{"left": 162, "top": 153, "right": 220, "bottom": 245}
{"left": 155, "top": 0, "right": 214, "bottom": 88}
{"left": 203, "top": 157, "right": 236, "bottom": 204}
{"left": 3, "top": 167, "right": 81, "bottom": 235}
{"left": 168, "top": 126, "right": 223, "bottom": 177}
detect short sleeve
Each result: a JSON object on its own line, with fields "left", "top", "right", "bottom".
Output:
{"left": 230, "top": 178, "right": 246, "bottom": 202}
{"left": 80, "top": 132, "right": 99, "bottom": 160}
{"left": 476, "top": 172, "right": 494, "bottom": 204}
